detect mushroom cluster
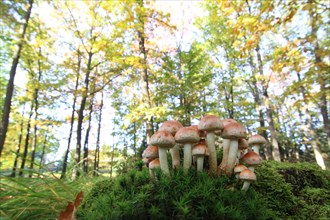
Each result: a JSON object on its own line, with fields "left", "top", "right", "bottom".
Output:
{"left": 142, "top": 115, "right": 267, "bottom": 191}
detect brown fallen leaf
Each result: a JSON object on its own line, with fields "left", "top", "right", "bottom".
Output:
{"left": 59, "top": 191, "right": 84, "bottom": 220}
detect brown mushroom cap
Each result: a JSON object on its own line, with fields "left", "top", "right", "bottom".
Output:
{"left": 198, "top": 115, "right": 224, "bottom": 132}
{"left": 192, "top": 142, "right": 209, "bottom": 156}
{"left": 142, "top": 145, "right": 159, "bottom": 159}
{"left": 239, "top": 169, "right": 257, "bottom": 181}
{"left": 221, "top": 122, "right": 247, "bottom": 139}
{"left": 222, "top": 118, "right": 238, "bottom": 127}
{"left": 189, "top": 125, "right": 207, "bottom": 139}
{"left": 175, "top": 127, "right": 200, "bottom": 144}
{"left": 241, "top": 151, "right": 262, "bottom": 166}
{"left": 159, "top": 120, "right": 183, "bottom": 136}
{"left": 150, "top": 131, "right": 175, "bottom": 149}
{"left": 238, "top": 138, "right": 249, "bottom": 150}
{"left": 142, "top": 157, "right": 153, "bottom": 167}
{"left": 248, "top": 134, "right": 267, "bottom": 145}
{"left": 234, "top": 164, "right": 248, "bottom": 174}
{"left": 149, "top": 158, "right": 160, "bottom": 170}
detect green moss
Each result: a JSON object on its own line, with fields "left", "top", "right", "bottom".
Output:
{"left": 77, "top": 161, "right": 330, "bottom": 220}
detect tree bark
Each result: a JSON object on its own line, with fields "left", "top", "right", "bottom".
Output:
{"left": 137, "top": 0, "right": 154, "bottom": 143}
{"left": 82, "top": 84, "right": 95, "bottom": 174}
{"left": 61, "top": 51, "right": 81, "bottom": 179}
{"left": 93, "top": 90, "right": 103, "bottom": 176}
{"left": 38, "top": 132, "right": 48, "bottom": 177}
{"left": 297, "top": 72, "right": 327, "bottom": 170}
{"left": 29, "top": 48, "right": 42, "bottom": 177}
{"left": 255, "top": 46, "right": 281, "bottom": 162}
{"left": 19, "top": 100, "right": 34, "bottom": 176}
{"left": 11, "top": 104, "right": 26, "bottom": 177}
{"left": 0, "top": 0, "right": 33, "bottom": 156}
{"left": 73, "top": 51, "right": 93, "bottom": 179}
{"left": 308, "top": 3, "right": 330, "bottom": 149}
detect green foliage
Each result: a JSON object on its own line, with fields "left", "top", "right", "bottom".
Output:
{"left": 77, "top": 168, "right": 274, "bottom": 220}
{"left": 0, "top": 174, "right": 96, "bottom": 219}
{"left": 255, "top": 161, "right": 330, "bottom": 219}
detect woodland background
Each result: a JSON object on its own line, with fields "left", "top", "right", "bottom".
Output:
{"left": 0, "top": 0, "right": 329, "bottom": 179}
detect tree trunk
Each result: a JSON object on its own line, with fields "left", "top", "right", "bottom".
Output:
{"left": 61, "top": 51, "right": 81, "bottom": 179}
{"left": 0, "top": 0, "right": 33, "bottom": 156}
{"left": 297, "top": 72, "right": 327, "bottom": 169}
{"left": 73, "top": 51, "right": 93, "bottom": 179}
{"left": 11, "top": 104, "right": 26, "bottom": 177}
{"left": 82, "top": 85, "right": 95, "bottom": 174}
{"left": 137, "top": 0, "right": 154, "bottom": 143}
{"left": 255, "top": 45, "right": 281, "bottom": 161}
{"left": 308, "top": 4, "right": 330, "bottom": 149}
{"left": 29, "top": 48, "right": 42, "bottom": 177}
{"left": 93, "top": 90, "right": 103, "bottom": 176}
{"left": 19, "top": 100, "right": 34, "bottom": 176}
{"left": 38, "top": 132, "right": 48, "bottom": 177}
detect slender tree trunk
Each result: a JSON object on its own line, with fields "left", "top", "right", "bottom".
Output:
{"left": 73, "top": 52, "right": 93, "bottom": 179}
{"left": 137, "top": 0, "right": 154, "bottom": 143}
{"left": 11, "top": 104, "right": 26, "bottom": 177}
{"left": 83, "top": 86, "right": 95, "bottom": 174}
{"left": 38, "top": 132, "right": 48, "bottom": 177}
{"left": 308, "top": 4, "right": 330, "bottom": 149}
{"left": 0, "top": 0, "right": 33, "bottom": 156}
{"left": 297, "top": 72, "right": 327, "bottom": 169}
{"left": 255, "top": 46, "right": 281, "bottom": 161}
{"left": 61, "top": 52, "right": 81, "bottom": 179}
{"left": 93, "top": 90, "right": 103, "bottom": 176}
{"left": 29, "top": 50, "right": 42, "bottom": 177}
{"left": 19, "top": 100, "right": 34, "bottom": 176}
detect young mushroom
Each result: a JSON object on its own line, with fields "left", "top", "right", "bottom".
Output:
{"left": 248, "top": 134, "right": 267, "bottom": 155}
{"left": 198, "top": 115, "right": 224, "bottom": 175}
{"left": 239, "top": 169, "right": 257, "bottom": 192}
{"left": 241, "top": 150, "right": 262, "bottom": 172}
{"left": 234, "top": 164, "right": 248, "bottom": 179}
{"left": 158, "top": 120, "right": 183, "bottom": 169}
{"left": 148, "top": 158, "right": 160, "bottom": 180}
{"left": 150, "top": 131, "right": 175, "bottom": 175}
{"left": 175, "top": 127, "right": 200, "bottom": 174}
{"left": 192, "top": 141, "right": 209, "bottom": 172}
{"left": 221, "top": 122, "right": 247, "bottom": 176}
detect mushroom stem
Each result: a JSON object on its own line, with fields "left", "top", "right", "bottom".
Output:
{"left": 149, "top": 168, "right": 155, "bottom": 180}
{"left": 218, "top": 139, "right": 230, "bottom": 175}
{"left": 253, "top": 145, "right": 260, "bottom": 155}
{"left": 225, "top": 139, "right": 238, "bottom": 176}
{"left": 158, "top": 148, "right": 170, "bottom": 175}
{"left": 196, "top": 156, "right": 204, "bottom": 172}
{"left": 170, "top": 144, "right": 180, "bottom": 169}
{"left": 241, "top": 181, "right": 251, "bottom": 192}
{"left": 183, "top": 143, "right": 192, "bottom": 174}
{"left": 206, "top": 132, "right": 217, "bottom": 175}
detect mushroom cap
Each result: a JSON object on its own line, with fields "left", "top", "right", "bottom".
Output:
{"left": 234, "top": 164, "right": 248, "bottom": 174}
{"left": 192, "top": 142, "right": 209, "bottom": 156}
{"left": 189, "top": 125, "right": 207, "bottom": 139}
{"left": 241, "top": 151, "right": 262, "bottom": 166}
{"left": 222, "top": 118, "right": 238, "bottom": 127}
{"left": 221, "top": 122, "right": 247, "bottom": 139}
{"left": 239, "top": 169, "right": 257, "bottom": 181}
{"left": 238, "top": 138, "right": 249, "bottom": 150}
{"left": 142, "top": 157, "right": 153, "bottom": 166}
{"left": 175, "top": 127, "right": 200, "bottom": 144}
{"left": 159, "top": 120, "right": 183, "bottom": 136}
{"left": 142, "top": 145, "right": 159, "bottom": 159}
{"left": 149, "top": 158, "right": 160, "bottom": 170}
{"left": 150, "top": 131, "right": 175, "bottom": 149}
{"left": 248, "top": 134, "right": 267, "bottom": 145}
{"left": 198, "top": 115, "right": 224, "bottom": 132}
